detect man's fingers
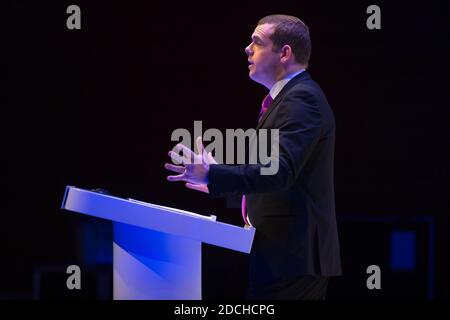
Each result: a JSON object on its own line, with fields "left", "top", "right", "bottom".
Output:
{"left": 196, "top": 137, "right": 205, "bottom": 155}
{"left": 197, "top": 137, "right": 213, "bottom": 165}
{"left": 186, "top": 183, "right": 209, "bottom": 194}
{"left": 173, "top": 144, "right": 195, "bottom": 163}
{"left": 168, "top": 150, "right": 186, "bottom": 165}
{"left": 167, "top": 173, "right": 186, "bottom": 182}
{"left": 164, "top": 163, "right": 185, "bottom": 174}
{"left": 207, "top": 151, "right": 218, "bottom": 164}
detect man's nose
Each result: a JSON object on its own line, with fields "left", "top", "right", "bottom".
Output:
{"left": 245, "top": 44, "right": 252, "bottom": 56}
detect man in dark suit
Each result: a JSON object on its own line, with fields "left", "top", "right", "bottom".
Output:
{"left": 165, "top": 14, "right": 341, "bottom": 299}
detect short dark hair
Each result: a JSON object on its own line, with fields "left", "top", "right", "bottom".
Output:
{"left": 257, "top": 14, "right": 311, "bottom": 67}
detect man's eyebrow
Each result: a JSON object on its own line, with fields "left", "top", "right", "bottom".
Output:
{"left": 251, "top": 35, "right": 263, "bottom": 42}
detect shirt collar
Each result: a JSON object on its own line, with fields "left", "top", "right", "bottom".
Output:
{"left": 269, "top": 69, "right": 305, "bottom": 99}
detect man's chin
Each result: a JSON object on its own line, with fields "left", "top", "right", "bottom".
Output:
{"left": 248, "top": 70, "right": 258, "bottom": 81}
{"left": 249, "top": 72, "right": 263, "bottom": 85}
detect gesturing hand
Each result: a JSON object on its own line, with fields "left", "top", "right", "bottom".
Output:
{"left": 165, "top": 137, "right": 217, "bottom": 194}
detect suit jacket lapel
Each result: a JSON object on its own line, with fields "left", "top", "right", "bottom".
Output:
{"left": 256, "top": 71, "right": 311, "bottom": 130}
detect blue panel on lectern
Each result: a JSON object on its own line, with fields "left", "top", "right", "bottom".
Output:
{"left": 390, "top": 230, "right": 416, "bottom": 271}
{"left": 82, "top": 220, "right": 113, "bottom": 265}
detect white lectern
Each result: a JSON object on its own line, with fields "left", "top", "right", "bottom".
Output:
{"left": 61, "top": 186, "right": 255, "bottom": 300}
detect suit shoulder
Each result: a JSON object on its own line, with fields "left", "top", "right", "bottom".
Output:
{"left": 282, "top": 79, "right": 322, "bottom": 107}
{"left": 286, "top": 78, "right": 331, "bottom": 109}
{"left": 280, "top": 78, "right": 335, "bottom": 127}
{"left": 288, "top": 78, "right": 324, "bottom": 97}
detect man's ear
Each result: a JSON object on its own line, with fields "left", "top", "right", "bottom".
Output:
{"left": 280, "top": 45, "right": 293, "bottom": 64}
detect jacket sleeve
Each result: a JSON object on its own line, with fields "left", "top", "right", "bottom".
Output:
{"left": 207, "top": 88, "right": 323, "bottom": 198}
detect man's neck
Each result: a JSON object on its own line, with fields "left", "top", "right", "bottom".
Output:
{"left": 274, "top": 65, "right": 306, "bottom": 83}
{"left": 269, "top": 67, "right": 306, "bottom": 99}
{"left": 262, "top": 65, "right": 306, "bottom": 89}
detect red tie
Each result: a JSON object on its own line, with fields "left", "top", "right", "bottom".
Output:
{"left": 258, "top": 94, "right": 274, "bottom": 123}
{"left": 241, "top": 94, "right": 273, "bottom": 225}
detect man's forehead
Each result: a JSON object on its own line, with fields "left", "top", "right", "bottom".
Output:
{"left": 252, "top": 23, "right": 275, "bottom": 39}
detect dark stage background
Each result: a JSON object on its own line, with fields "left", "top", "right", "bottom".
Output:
{"left": 3, "top": 1, "right": 447, "bottom": 299}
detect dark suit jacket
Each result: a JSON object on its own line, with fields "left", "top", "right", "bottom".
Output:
{"left": 207, "top": 71, "right": 342, "bottom": 291}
